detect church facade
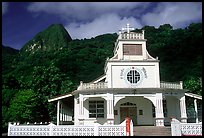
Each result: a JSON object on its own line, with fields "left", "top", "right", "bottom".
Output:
{"left": 48, "top": 24, "right": 202, "bottom": 126}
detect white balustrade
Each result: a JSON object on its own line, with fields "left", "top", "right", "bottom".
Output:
{"left": 78, "top": 81, "right": 183, "bottom": 90}
{"left": 8, "top": 120, "right": 129, "bottom": 136}
{"left": 181, "top": 123, "right": 202, "bottom": 136}
{"left": 171, "top": 118, "right": 202, "bottom": 136}
{"left": 160, "top": 81, "right": 183, "bottom": 89}
{"left": 118, "top": 32, "right": 144, "bottom": 40}
{"left": 78, "top": 82, "right": 108, "bottom": 90}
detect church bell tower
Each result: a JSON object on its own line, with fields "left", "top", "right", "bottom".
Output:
{"left": 104, "top": 24, "right": 160, "bottom": 88}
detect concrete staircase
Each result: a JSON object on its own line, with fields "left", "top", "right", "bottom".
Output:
{"left": 133, "top": 126, "right": 172, "bottom": 136}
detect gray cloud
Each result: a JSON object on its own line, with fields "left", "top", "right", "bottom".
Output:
{"left": 65, "top": 13, "right": 142, "bottom": 39}
{"left": 27, "top": 2, "right": 202, "bottom": 39}
{"left": 2, "top": 2, "right": 8, "bottom": 15}
{"left": 27, "top": 2, "right": 150, "bottom": 21}
{"left": 141, "top": 2, "right": 202, "bottom": 29}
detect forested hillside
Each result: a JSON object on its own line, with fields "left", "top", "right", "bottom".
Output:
{"left": 2, "top": 23, "right": 202, "bottom": 132}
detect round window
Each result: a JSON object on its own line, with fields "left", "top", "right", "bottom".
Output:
{"left": 127, "top": 69, "right": 140, "bottom": 84}
{"left": 124, "top": 67, "right": 143, "bottom": 86}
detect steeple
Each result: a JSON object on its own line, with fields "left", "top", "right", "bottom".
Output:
{"left": 111, "top": 24, "right": 155, "bottom": 61}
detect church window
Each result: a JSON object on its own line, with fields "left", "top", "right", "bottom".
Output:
{"left": 89, "top": 101, "right": 104, "bottom": 118}
{"left": 123, "top": 44, "right": 142, "bottom": 55}
{"left": 127, "top": 70, "right": 140, "bottom": 84}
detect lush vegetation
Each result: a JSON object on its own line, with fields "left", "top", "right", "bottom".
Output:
{"left": 2, "top": 23, "right": 202, "bottom": 132}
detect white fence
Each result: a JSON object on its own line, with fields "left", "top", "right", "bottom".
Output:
{"left": 171, "top": 118, "right": 202, "bottom": 136}
{"left": 8, "top": 120, "right": 133, "bottom": 136}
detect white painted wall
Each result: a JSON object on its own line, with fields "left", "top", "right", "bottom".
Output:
{"left": 74, "top": 96, "right": 108, "bottom": 125}
{"left": 106, "top": 62, "right": 160, "bottom": 88}
{"left": 164, "top": 96, "right": 180, "bottom": 125}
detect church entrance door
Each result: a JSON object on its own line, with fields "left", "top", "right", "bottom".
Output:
{"left": 120, "top": 106, "right": 137, "bottom": 126}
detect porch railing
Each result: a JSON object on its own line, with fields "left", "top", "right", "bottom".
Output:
{"left": 160, "top": 81, "right": 183, "bottom": 89}
{"left": 77, "top": 82, "right": 108, "bottom": 90}
{"left": 77, "top": 81, "right": 183, "bottom": 90}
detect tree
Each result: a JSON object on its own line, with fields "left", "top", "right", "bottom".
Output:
{"left": 9, "top": 89, "right": 41, "bottom": 123}
{"left": 29, "top": 63, "right": 75, "bottom": 122}
{"left": 184, "top": 77, "right": 202, "bottom": 96}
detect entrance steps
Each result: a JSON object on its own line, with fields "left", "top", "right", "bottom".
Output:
{"left": 133, "top": 126, "right": 171, "bottom": 136}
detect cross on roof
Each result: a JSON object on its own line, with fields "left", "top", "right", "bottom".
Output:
{"left": 122, "top": 23, "right": 134, "bottom": 33}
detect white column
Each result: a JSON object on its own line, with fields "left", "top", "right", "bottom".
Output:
{"left": 180, "top": 81, "right": 183, "bottom": 89}
{"left": 63, "top": 108, "right": 65, "bottom": 122}
{"left": 155, "top": 93, "right": 164, "bottom": 126}
{"left": 57, "top": 100, "right": 60, "bottom": 125}
{"left": 106, "top": 93, "right": 114, "bottom": 125}
{"left": 180, "top": 96, "right": 187, "bottom": 123}
{"left": 78, "top": 94, "right": 84, "bottom": 125}
{"left": 194, "top": 99, "right": 198, "bottom": 123}
{"left": 142, "top": 30, "right": 145, "bottom": 39}
{"left": 60, "top": 102, "right": 63, "bottom": 124}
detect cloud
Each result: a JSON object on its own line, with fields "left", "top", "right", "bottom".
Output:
{"left": 27, "top": 2, "right": 151, "bottom": 21}
{"left": 27, "top": 2, "right": 149, "bottom": 39}
{"left": 27, "top": 2, "right": 202, "bottom": 39}
{"left": 141, "top": 2, "right": 202, "bottom": 29}
{"left": 65, "top": 13, "right": 142, "bottom": 39}
{"left": 2, "top": 2, "right": 8, "bottom": 15}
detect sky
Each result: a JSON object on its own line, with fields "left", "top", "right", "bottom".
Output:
{"left": 2, "top": 2, "right": 202, "bottom": 50}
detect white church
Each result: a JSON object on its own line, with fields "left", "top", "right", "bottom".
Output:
{"left": 48, "top": 24, "right": 202, "bottom": 127}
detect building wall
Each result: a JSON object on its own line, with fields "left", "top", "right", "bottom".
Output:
{"left": 74, "top": 96, "right": 108, "bottom": 125}
{"left": 83, "top": 97, "right": 107, "bottom": 125}
{"left": 106, "top": 62, "right": 160, "bottom": 88}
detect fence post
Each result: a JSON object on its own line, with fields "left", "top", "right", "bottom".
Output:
{"left": 130, "top": 119, "right": 134, "bottom": 136}
{"left": 126, "top": 117, "right": 131, "bottom": 136}
{"left": 94, "top": 123, "right": 99, "bottom": 136}
{"left": 171, "top": 118, "right": 181, "bottom": 136}
{"left": 7, "top": 122, "right": 12, "bottom": 136}
{"left": 49, "top": 122, "right": 55, "bottom": 136}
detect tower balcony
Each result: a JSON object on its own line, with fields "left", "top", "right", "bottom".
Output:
{"left": 118, "top": 31, "right": 145, "bottom": 40}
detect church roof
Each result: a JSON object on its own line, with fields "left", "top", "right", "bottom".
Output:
{"left": 185, "top": 92, "right": 202, "bottom": 100}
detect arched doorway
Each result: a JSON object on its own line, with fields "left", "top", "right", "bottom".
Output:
{"left": 120, "top": 102, "right": 137, "bottom": 125}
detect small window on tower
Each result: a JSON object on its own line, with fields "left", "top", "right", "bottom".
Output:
{"left": 123, "top": 44, "right": 142, "bottom": 55}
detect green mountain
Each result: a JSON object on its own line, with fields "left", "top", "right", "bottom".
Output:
{"left": 2, "top": 45, "right": 19, "bottom": 55}
{"left": 2, "top": 45, "right": 19, "bottom": 74}
{"left": 20, "top": 24, "right": 72, "bottom": 54}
